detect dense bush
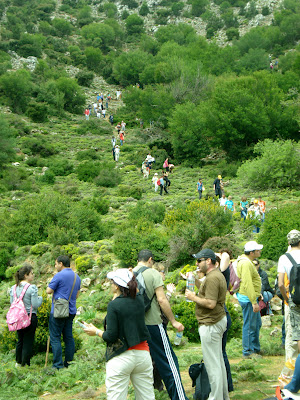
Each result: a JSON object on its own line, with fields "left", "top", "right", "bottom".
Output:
{"left": 0, "top": 242, "right": 15, "bottom": 279}
{"left": 201, "top": 236, "right": 241, "bottom": 258}
{"left": 26, "top": 102, "right": 48, "bottom": 123}
{"left": 118, "top": 184, "right": 142, "bottom": 200}
{"left": 76, "top": 70, "right": 94, "bottom": 87}
{"left": 237, "top": 139, "right": 300, "bottom": 189}
{"left": 259, "top": 202, "right": 300, "bottom": 261}
{"left": 76, "top": 161, "right": 101, "bottom": 182}
{"left": 128, "top": 201, "right": 166, "bottom": 224}
{"left": 0, "top": 114, "right": 16, "bottom": 168}
{"left": 75, "top": 255, "right": 95, "bottom": 274}
{"left": 172, "top": 301, "right": 199, "bottom": 342}
{"left": 20, "top": 135, "right": 58, "bottom": 157}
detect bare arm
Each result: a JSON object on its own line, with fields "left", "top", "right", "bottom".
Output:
{"left": 46, "top": 287, "right": 54, "bottom": 294}
{"left": 219, "top": 252, "right": 230, "bottom": 272}
{"left": 278, "top": 272, "right": 289, "bottom": 303}
{"left": 155, "top": 286, "right": 184, "bottom": 332}
{"left": 185, "top": 290, "right": 217, "bottom": 309}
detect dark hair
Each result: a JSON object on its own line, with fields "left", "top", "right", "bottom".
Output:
{"left": 211, "top": 258, "right": 216, "bottom": 265}
{"left": 215, "top": 255, "right": 221, "bottom": 265}
{"left": 220, "top": 248, "right": 233, "bottom": 258}
{"left": 15, "top": 263, "right": 33, "bottom": 286}
{"left": 253, "top": 259, "right": 260, "bottom": 266}
{"left": 119, "top": 276, "right": 138, "bottom": 299}
{"left": 244, "top": 251, "right": 251, "bottom": 255}
{"left": 138, "top": 249, "right": 153, "bottom": 262}
{"left": 291, "top": 241, "right": 300, "bottom": 248}
{"left": 56, "top": 255, "right": 70, "bottom": 268}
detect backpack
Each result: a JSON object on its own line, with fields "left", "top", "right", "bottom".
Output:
{"left": 189, "top": 361, "right": 211, "bottom": 400}
{"left": 285, "top": 253, "right": 300, "bottom": 305}
{"left": 157, "top": 179, "right": 162, "bottom": 186}
{"left": 7, "top": 283, "right": 32, "bottom": 332}
{"left": 229, "top": 261, "right": 241, "bottom": 294}
{"left": 134, "top": 266, "right": 155, "bottom": 312}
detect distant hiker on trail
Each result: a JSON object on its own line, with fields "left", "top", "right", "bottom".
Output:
{"left": 96, "top": 108, "right": 101, "bottom": 119}
{"left": 248, "top": 200, "right": 262, "bottom": 233}
{"left": 115, "top": 145, "right": 120, "bottom": 162}
{"left": 46, "top": 255, "right": 81, "bottom": 370}
{"left": 140, "top": 119, "right": 143, "bottom": 129}
{"left": 219, "top": 194, "right": 227, "bottom": 207}
{"left": 111, "top": 136, "right": 116, "bottom": 147}
{"left": 116, "top": 123, "right": 121, "bottom": 134}
{"left": 225, "top": 196, "right": 235, "bottom": 212}
{"left": 240, "top": 196, "right": 249, "bottom": 220}
{"left": 197, "top": 178, "right": 204, "bottom": 199}
{"left": 116, "top": 90, "right": 122, "bottom": 100}
{"left": 109, "top": 114, "right": 114, "bottom": 126}
{"left": 163, "top": 172, "right": 171, "bottom": 189}
{"left": 105, "top": 96, "right": 109, "bottom": 109}
{"left": 258, "top": 197, "right": 266, "bottom": 222}
{"left": 152, "top": 172, "right": 159, "bottom": 191}
{"left": 145, "top": 153, "right": 155, "bottom": 170}
{"left": 84, "top": 108, "right": 90, "bottom": 121}
{"left": 119, "top": 131, "right": 124, "bottom": 146}
{"left": 112, "top": 146, "right": 115, "bottom": 161}
{"left": 121, "top": 121, "right": 126, "bottom": 131}
{"left": 214, "top": 175, "right": 222, "bottom": 198}
{"left": 158, "top": 175, "right": 168, "bottom": 196}
{"left": 9, "top": 264, "right": 43, "bottom": 367}
{"left": 163, "top": 158, "right": 169, "bottom": 172}
{"left": 83, "top": 268, "right": 155, "bottom": 400}
{"left": 102, "top": 109, "right": 106, "bottom": 118}
{"left": 142, "top": 162, "right": 149, "bottom": 178}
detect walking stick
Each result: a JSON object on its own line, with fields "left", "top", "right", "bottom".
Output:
{"left": 44, "top": 336, "right": 50, "bottom": 367}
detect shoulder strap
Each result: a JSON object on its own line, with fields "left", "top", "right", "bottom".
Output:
{"left": 13, "top": 284, "right": 17, "bottom": 301}
{"left": 285, "top": 253, "right": 298, "bottom": 266}
{"left": 135, "top": 266, "right": 149, "bottom": 276}
{"left": 18, "top": 283, "right": 31, "bottom": 300}
{"left": 68, "top": 272, "right": 77, "bottom": 302}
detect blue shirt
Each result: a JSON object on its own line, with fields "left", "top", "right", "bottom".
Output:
{"left": 197, "top": 182, "right": 203, "bottom": 191}
{"left": 225, "top": 200, "right": 234, "bottom": 211}
{"left": 49, "top": 268, "right": 81, "bottom": 314}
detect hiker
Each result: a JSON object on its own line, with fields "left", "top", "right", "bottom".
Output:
{"left": 152, "top": 172, "right": 159, "bottom": 191}
{"left": 114, "top": 145, "right": 120, "bottom": 162}
{"left": 83, "top": 269, "right": 155, "bottom": 400}
{"left": 121, "top": 120, "right": 126, "bottom": 131}
{"left": 253, "top": 259, "right": 274, "bottom": 316}
{"left": 236, "top": 241, "right": 263, "bottom": 358}
{"left": 109, "top": 114, "right": 114, "bottom": 126}
{"left": 219, "top": 194, "right": 227, "bottom": 207}
{"left": 278, "top": 230, "right": 300, "bottom": 383}
{"left": 213, "top": 175, "right": 222, "bottom": 198}
{"left": 142, "top": 162, "right": 149, "bottom": 178}
{"left": 112, "top": 146, "right": 115, "bottom": 161}
{"left": 225, "top": 196, "right": 235, "bottom": 212}
{"left": 163, "top": 158, "right": 169, "bottom": 172}
{"left": 84, "top": 108, "right": 90, "bottom": 121}
{"left": 240, "top": 196, "right": 248, "bottom": 220}
{"left": 248, "top": 199, "right": 263, "bottom": 233}
{"left": 158, "top": 175, "right": 168, "bottom": 196}
{"left": 111, "top": 136, "right": 116, "bottom": 148}
{"left": 163, "top": 171, "right": 171, "bottom": 188}
{"left": 186, "top": 249, "right": 229, "bottom": 400}
{"left": 119, "top": 131, "right": 124, "bottom": 146}
{"left": 133, "top": 250, "right": 188, "bottom": 400}
{"left": 46, "top": 255, "right": 81, "bottom": 369}
{"left": 9, "top": 264, "right": 43, "bottom": 367}
{"left": 197, "top": 178, "right": 204, "bottom": 199}
{"left": 116, "top": 122, "right": 121, "bottom": 134}
{"left": 258, "top": 197, "right": 266, "bottom": 222}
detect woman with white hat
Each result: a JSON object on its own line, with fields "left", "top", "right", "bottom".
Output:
{"left": 83, "top": 269, "right": 155, "bottom": 400}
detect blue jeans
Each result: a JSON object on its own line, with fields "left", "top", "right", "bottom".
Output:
{"left": 239, "top": 301, "right": 261, "bottom": 356}
{"left": 49, "top": 313, "right": 75, "bottom": 369}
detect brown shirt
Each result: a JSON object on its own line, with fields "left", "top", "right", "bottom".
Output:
{"left": 195, "top": 268, "right": 227, "bottom": 325}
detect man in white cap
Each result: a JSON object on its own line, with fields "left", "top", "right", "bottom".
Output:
{"left": 236, "top": 241, "right": 263, "bottom": 358}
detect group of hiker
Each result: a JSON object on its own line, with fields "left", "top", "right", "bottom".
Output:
{"left": 8, "top": 229, "right": 300, "bottom": 399}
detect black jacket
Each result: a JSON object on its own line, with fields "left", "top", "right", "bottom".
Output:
{"left": 258, "top": 267, "right": 275, "bottom": 295}
{"left": 102, "top": 293, "right": 150, "bottom": 361}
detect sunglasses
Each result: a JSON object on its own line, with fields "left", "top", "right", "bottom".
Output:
{"left": 197, "top": 258, "right": 206, "bottom": 263}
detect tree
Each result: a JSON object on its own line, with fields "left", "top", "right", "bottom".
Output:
{"left": 85, "top": 47, "right": 103, "bottom": 74}
{"left": 103, "top": 3, "right": 118, "bottom": 18}
{"left": 0, "top": 69, "right": 33, "bottom": 113}
{"left": 191, "top": 0, "right": 209, "bottom": 16}
{"left": 169, "top": 102, "right": 211, "bottom": 162}
{"left": 139, "top": 2, "right": 150, "bottom": 16}
{"left": 52, "top": 18, "right": 73, "bottom": 37}
{"left": 0, "top": 114, "right": 16, "bottom": 168}
{"left": 112, "top": 50, "right": 149, "bottom": 86}
{"left": 125, "top": 14, "right": 144, "bottom": 36}
{"left": 56, "top": 77, "right": 85, "bottom": 113}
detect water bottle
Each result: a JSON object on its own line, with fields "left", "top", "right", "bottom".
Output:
{"left": 186, "top": 272, "right": 195, "bottom": 302}
{"left": 174, "top": 331, "right": 183, "bottom": 345}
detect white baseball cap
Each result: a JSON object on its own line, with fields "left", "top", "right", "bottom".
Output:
{"left": 244, "top": 241, "right": 263, "bottom": 252}
{"left": 107, "top": 269, "right": 133, "bottom": 288}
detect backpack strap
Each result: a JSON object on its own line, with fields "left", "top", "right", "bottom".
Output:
{"left": 18, "top": 283, "right": 31, "bottom": 300}
{"left": 135, "top": 266, "right": 156, "bottom": 302}
{"left": 68, "top": 273, "right": 77, "bottom": 302}
{"left": 285, "top": 253, "right": 297, "bottom": 266}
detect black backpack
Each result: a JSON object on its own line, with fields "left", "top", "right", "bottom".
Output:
{"left": 189, "top": 361, "right": 211, "bottom": 400}
{"left": 286, "top": 253, "right": 300, "bottom": 305}
{"left": 134, "top": 266, "right": 155, "bottom": 312}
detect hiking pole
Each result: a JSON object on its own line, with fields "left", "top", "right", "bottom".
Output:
{"left": 44, "top": 336, "right": 50, "bottom": 367}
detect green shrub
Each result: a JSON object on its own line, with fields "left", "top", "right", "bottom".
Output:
{"left": 0, "top": 242, "right": 15, "bottom": 279}
{"left": 237, "top": 140, "right": 300, "bottom": 189}
{"left": 201, "top": 236, "right": 241, "bottom": 258}
{"left": 94, "top": 168, "right": 120, "bottom": 188}
{"left": 261, "top": 6, "right": 270, "bottom": 16}
{"left": 118, "top": 184, "right": 142, "bottom": 200}
{"left": 60, "top": 244, "right": 80, "bottom": 258}
{"left": 259, "top": 202, "right": 300, "bottom": 261}
{"left": 76, "top": 149, "right": 100, "bottom": 161}
{"left": 139, "top": 2, "right": 150, "bottom": 16}
{"left": 172, "top": 301, "right": 199, "bottom": 342}
{"left": 226, "top": 297, "right": 242, "bottom": 341}
{"left": 91, "top": 197, "right": 110, "bottom": 215}
{"left": 26, "top": 101, "right": 48, "bottom": 122}
{"left": 75, "top": 255, "right": 95, "bottom": 274}
{"left": 20, "top": 135, "right": 58, "bottom": 157}
{"left": 76, "top": 161, "right": 101, "bottom": 182}
{"left": 128, "top": 201, "right": 166, "bottom": 224}
{"left": 5, "top": 265, "right": 20, "bottom": 279}
{"left": 46, "top": 159, "right": 74, "bottom": 176}
{"left": 30, "top": 242, "right": 50, "bottom": 256}
{"left": 38, "top": 169, "right": 56, "bottom": 184}
{"left": 226, "top": 27, "right": 240, "bottom": 41}
{"left": 76, "top": 70, "right": 94, "bottom": 87}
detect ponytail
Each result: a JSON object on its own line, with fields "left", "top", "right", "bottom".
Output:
{"left": 15, "top": 263, "right": 33, "bottom": 286}
{"left": 119, "top": 276, "right": 138, "bottom": 299}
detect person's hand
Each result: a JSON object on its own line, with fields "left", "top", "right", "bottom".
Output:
{"left": 83, "top": 323, "right": 98, "bottom": 336}
{"left": 180, "top": 272, "right": 187, "bottom": 280}
{"left": 166, "top": 283, "right": 176, "bottom": 295}
{"left": 172, "top": 321, "right": 184, "bottom": 332}
{"left": 185, "top": 289, "right": 196, "bottom": 302}
{"left": 252, "top": 303, "right": 260, "bottom": 313}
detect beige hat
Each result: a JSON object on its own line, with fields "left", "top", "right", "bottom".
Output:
{"left": 107, "top": 269, "right": 133, "bottom": 288}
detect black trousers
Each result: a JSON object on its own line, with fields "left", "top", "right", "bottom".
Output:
{"left": 16, "top": 314, "right": 38, "bottom": 366}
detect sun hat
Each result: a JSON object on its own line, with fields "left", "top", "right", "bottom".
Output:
{"left": 192, "top": 249, "right": 216, "bottom": 261}
{"left": 107, "top": 269, "right": 133, "bottom": 288}
{"left": 218, "top": 175, "right": 222, "bottom": 179}
{"left": 287, "top": 230, "right": 300, "bottom": 245}
{"left": 244, "top": 241, "right": 263, "bottom": 252}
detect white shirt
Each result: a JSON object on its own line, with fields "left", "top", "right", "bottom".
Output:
{"left": 219, "top": 197, "right": 227, "bottom": 207}
{"left": 278, "top": 249, "right": 300, "bottom": 280}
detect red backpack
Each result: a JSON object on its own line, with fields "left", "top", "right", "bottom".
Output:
{"left": 6, "top": 283, "right": 32, "bottom": 331}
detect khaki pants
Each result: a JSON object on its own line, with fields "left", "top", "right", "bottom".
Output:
{"left": 106, "top": 349, "right": 155, "bottom": 400}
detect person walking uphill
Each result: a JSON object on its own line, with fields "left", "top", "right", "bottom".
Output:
{"left": 9, "top": 263, "right": 43, "bottom": 366}
{"left": 236, "top": 241, "right": 263, "bottom": 358}
{"left": 133, "top": 250, "right": 188, "bottom": 400}
{"left": 46, "top": 255, "right": 81, "bottom": 369}
{"left": 186, "top": 249, "right": 229, "bottom": 400}
{"left": 83, "top": 269, "right": 155, "bottom": 400}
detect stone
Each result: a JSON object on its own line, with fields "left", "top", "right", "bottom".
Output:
{"left": 261, "top": 315, "right": 272, "bottom": 327}
{"left": 82, "top": 278, "right": 91, "bottom": 287}
{"left": 76, "top": 306, "right": 84, "bottom": 315}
